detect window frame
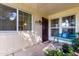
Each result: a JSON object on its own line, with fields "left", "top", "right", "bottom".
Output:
{"left": 18, "top": 10, "right": 32, "bottom": 31}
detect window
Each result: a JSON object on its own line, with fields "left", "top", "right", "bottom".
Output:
{"left": 0, "top": 4, "right": 17, "bottom": 30}
{"left": 50, "top": 15, "right": 76, "bottom": 39}
{"left": 51, "top": 18, "right": 59, "bottom": 36}
{"left": 62, "top": 28, "right": 75, "bottom": 39}
{"left": 51, "top": 18, "right": 59, "bottom": 27}
{"left": 62, "top": 15, "right": 76, "bottom": 39}
{"left": 51, "top": 29, "right": 59, "bottom": 36}
{"left": 0, "top": 4, "right": 32, "bottom": 31}
{"left": 62, "top": 15, "right": 75, "bottom": 27}
{"left": 19, "top": 11, "right": 32, "bottom": 31}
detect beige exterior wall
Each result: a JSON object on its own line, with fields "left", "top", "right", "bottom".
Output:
{"left": 0, "top": 4, "right": 42, "bottom": 55}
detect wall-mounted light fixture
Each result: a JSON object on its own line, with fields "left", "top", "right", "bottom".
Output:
{"left": 35, "top": 20, "right": 42, "bottom": 24}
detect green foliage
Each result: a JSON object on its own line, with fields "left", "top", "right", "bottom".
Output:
{"left": 71, "top": 32, "right": 79, "bottom": 51}
{"left": 66, "top": 46, "right": 74, "bottom": 56}
{"left": 44, "top": 49, "right": 64, "bottom": 56}
{"left": 72, "top": 38, "right": 79, "bottom": 51}
{"left": 56, "top": 49, "right": 64, "bottom": 56}
{"left": 76, "top": 32, "right": 79, "bottom": 35}
{"left": 44, "top": 45, "right": 74, "bottom": 56}
{"left": 44, "top": 32, "right": 79, "bottom": 56}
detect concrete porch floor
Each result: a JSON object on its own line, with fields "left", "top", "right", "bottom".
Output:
{"left": 8, "top": 41, "right": 62, "bottom": 56}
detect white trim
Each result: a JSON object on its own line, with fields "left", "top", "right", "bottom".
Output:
{"left": 48, "top": 19, "right": 51, "bottom": 40}
{"left": 31, "top": 15, "right": 34, "bottom": 32}
{"left": 16, "top": 9, "right": 19, "bottom": 32}
{"left": 59, "top": 17, "right": 62, "bottom": 34}
{"left": 75, "top": 14, "right": 77, "bottom": 33}
{"left": 17, "top": 10, "right": 33, "bottom": 32}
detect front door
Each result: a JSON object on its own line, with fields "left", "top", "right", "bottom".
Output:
{"left": 42, "top": 17, "right": 48, "bottom": 42}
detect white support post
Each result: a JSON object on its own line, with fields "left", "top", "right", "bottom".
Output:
{"left": 17, "top": 9, "right": 19, "bottom": 32}
{"left": 48, "top": 19, "right": 51, "bottom": 41}
{"left": 59, "top": 17, "right": 62, "bottom": 34}
{"left": 31, "top": 15, "right": 34, "bottom": 32}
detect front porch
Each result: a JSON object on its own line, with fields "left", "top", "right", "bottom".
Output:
{"left": 0, "top": 3, "right": 79, "bottom": 56}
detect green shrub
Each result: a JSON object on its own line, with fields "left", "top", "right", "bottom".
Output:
{"left": 72, "top": 38, "right": 79, "bottom": 51}
{"left": 44, "top": 49, "right": 64, "bottom": 56}
{"left": 44, "top": 46, "right": 74, "bottom": 56}
{"left": 66, "top": 46, "right": 74, "bottom": 56}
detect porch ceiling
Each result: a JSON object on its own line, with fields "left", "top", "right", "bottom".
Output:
{"left": 3, "top": 3, "right": 79, "bottom": 17}
{"left": 36, "top": 3, "right": 79, "bottom": 16}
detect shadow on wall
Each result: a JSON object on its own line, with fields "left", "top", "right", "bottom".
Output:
{"left": 18, "top": 31, "right": 42, "bottom": 46}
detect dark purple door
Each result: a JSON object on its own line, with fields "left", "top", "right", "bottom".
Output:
{"left": 42, "top": 17, "right": 48, "bottom": 42}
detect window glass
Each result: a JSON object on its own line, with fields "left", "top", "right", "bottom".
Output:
{"left": 51, "top": 18, "right": 59, "bottom": 27}
{"left": 62, "top": 15, "right": 75, "bottom": 27}
{"left": 62, "top": 15, "right": 76, "bottom": 39}
{"left": 51, "top": 18, "right": 59, "bottom": 36}
{"left": 19, "top": 11, "right": 32, "bottom": 31}
{"left": 51, "top": 29, "right": 59, "bottom": 36}
{"left": 0, "top": 4, "right": 32, "bottom": 31}
{"left": 0, "top": 4, "right": 17, "bottom": 30}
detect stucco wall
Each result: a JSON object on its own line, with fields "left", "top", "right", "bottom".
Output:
{"left": 0, "top": 4, "right": 42, "bottom": 55}
{"left": 0, "top": 16, "right": 42, "bottom": 56}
